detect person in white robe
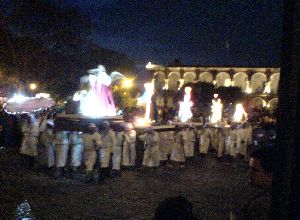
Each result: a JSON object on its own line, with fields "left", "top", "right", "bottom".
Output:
{"left": 69, "top": 131, "right": 83, "bottom": 173}
{"left": 225, "top": 124, "right": 238, "bottom": 158}
{"left": 54, "top": 130, "right": 69, "bottom": 177}
{"left": 20, "top": 114, "right": 39, "bottom": 169}
{"left": 112, "top": 123, "right": 129, "bottom": 177}
{"left": 122, "top": 123, "right": 136, "bottom": 168}
{"left": 159, "top": 131, "right": 170, "bottom": 165}
{"left": 99, "top": 121, "right": 116, "bottom": 180}
{"left": 199, "top": 124, "right": 211, "bottom": 156}
{"left": 169, "top": 125, "right": 186, "bottom": 167}
{"left": 40, "top": 120, "right": 55, "bottom": 169}
{"left": 184, "top": 126, "right": 196, "bottom": 159}
{"left": 139, "top": 127, "right": 160, "bottom": 167}
{"left": 82, "top": 123, "right": 102, "bottom": 183}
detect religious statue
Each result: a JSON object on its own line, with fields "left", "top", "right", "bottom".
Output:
{"left": 78, "top": 65, "right": 124, "bottom": 117}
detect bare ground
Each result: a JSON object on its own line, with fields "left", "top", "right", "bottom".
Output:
{"left": 0, "top": 149, "right": 258, "bottom": 220}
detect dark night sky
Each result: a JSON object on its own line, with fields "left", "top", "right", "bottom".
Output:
{"left": 62, "top": 0, "right": 283, "bottom": 73}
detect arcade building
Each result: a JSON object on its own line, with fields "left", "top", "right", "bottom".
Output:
{"left": 146, "top": 62, "right": 280, "bottom": 111}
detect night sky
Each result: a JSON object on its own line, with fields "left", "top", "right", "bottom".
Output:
{"left": 63, "top": 0, "right": 283, "bottom": 72}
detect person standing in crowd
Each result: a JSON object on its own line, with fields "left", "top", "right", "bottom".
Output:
{"left": 139, "top": 127, "right": 160, "bottom": 168}
{"left": 216, "top": 127, "right": 226, "bottom": 160}
{"left": 122, "top": 123, "right": 136, "bottom": 168}
{"left": 98, "top": 121, "right": 116, "bottom": 181}
{"left": 112, "top": 123, "right": 128, "bottom": 177}
{"left": 184, "top": 125, "right": 196, "bottom": 160}
{"left": 82, "top": 123, "right": 102, "bottom": 183}
{"left": 169, "top": 125, "right": 186, "bottom": 168}
{"left": 69, "top": 131, "right": 83, "bottom": 176}
{"left": 159, "top": 130, "right": 170, "bottom": 165}
{"left": 36, "top": 111, "right": 49, "bottom": 167}
{"left": 20, "top": 114, "right": 39, "bottom": 169}
{"left": 225, "top": 124, "right": 238, "bottom": 159}
{"left": 54, "top": 130, "right": 69, "bottom": 178}
{"left": 230, "top": 147, "right": 272, "bottom": 219}
{"left": 41, "top": 120, "right": 55, "bottom": 172}
{"left": 198, "top": 124, "right": 211, "bottom": 157}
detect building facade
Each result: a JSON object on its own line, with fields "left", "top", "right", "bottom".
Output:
{"left": 146, "top": 63, "right": 280, "bottom": 110}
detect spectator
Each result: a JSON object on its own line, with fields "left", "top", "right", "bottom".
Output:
{"left": 230, "top": 147, "right": 272, "bottom": 220}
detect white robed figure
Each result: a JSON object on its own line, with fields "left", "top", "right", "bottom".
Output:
{"left": 79, "top": 65, "right": 124, "bottom": 117}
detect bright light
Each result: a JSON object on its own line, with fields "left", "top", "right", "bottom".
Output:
{"left": 73, "top": 90, "right": 87, "bottom": 101}
{"left": 122, "top": 78, "right": 133, "bottom": 88}
{"left": 133, "top": 117, "right": 151, "bottom": 128}
{"left": 146, "top": 62, "right": 154, "bottom": 69}
{"left": 178, "top": 87, "right": 193, "bottom": 122}
{"left": 7, "top": 94, "right": 29, "bottom": 103}
{"left": 224, "top": 79, "right": 231, "bottom": 87}
{"left": 35, "top": 93, "right": 50, "bottom": 99}
{"left": 29, "top": 83, "right": 37, "bottom": 90}
{"left": 233, "top": 103, "right": 247, "bottom": 122}
{"left": 210, "top": 97, "right": 223, "bottom": 124}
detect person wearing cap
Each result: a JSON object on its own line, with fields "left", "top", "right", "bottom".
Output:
{"left": 98, "top": 121, "right": 116, "bottom": 181}
{"left": 54, "top": 130, "right": 69, "bottom": 177}
{"left": 112, "top": 123, "right": 129, "bottom": 177}
{"left": 139, "top": 127, "right": 160, "bottom": 167}
{"left": 82, "top": 123, "right": 102, "bottom": 183}
{"left": 122, "top": 123, "right": 136, "bottom": 168}
{"left": 69, "top": 131, "right": 83, "bottom": 175}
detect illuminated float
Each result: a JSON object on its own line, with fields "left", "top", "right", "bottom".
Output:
{"left": 55, "top": 65, "right": 125, "bottom": 131}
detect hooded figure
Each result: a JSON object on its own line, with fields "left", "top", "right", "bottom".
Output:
{"left": 139, "top": 127, "right": 160, "bottom": 167}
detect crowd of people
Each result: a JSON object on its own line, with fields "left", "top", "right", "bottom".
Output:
{"left": 1, "top": 108, "right": 274, "bottom": 186}
{"left": 0, "top": 107, "right": 277, "bottom": 219}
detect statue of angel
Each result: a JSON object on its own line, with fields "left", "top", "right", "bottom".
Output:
{"left": 79, "top": 65, "right": 124, "bottom": 117}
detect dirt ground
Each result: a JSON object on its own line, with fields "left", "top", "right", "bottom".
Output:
{"left": 1, "top": 149, "right": 259, "bottom": 219}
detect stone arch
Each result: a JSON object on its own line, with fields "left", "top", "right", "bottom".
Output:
{"left": 154, "top": 71, "right": 166, "bottom": 90}
{"left": 251, "top": 72, "right": 267, "bottom": 93}
{"left": 168, "top": 72, "right": 181, "bottom": 91}
{"left": 270, "top": 73, "right": 280, "bottom": 94}
{"left": 233, "top": 72, "right": 248, "bottom": 92}
{"left": 251, "top": 97, "right": 266, "bottom": 108}
{"left": 183, "top": 72, "right": 196, "bottom": 84}
{"left": 216, "top": 72, "right": 231, "bottom": 87}
{"left": 268, "top": 98, "right": 279, "bottom": 111}
{"left": 199, "top": 72, "right": 213, "bottom": 83}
